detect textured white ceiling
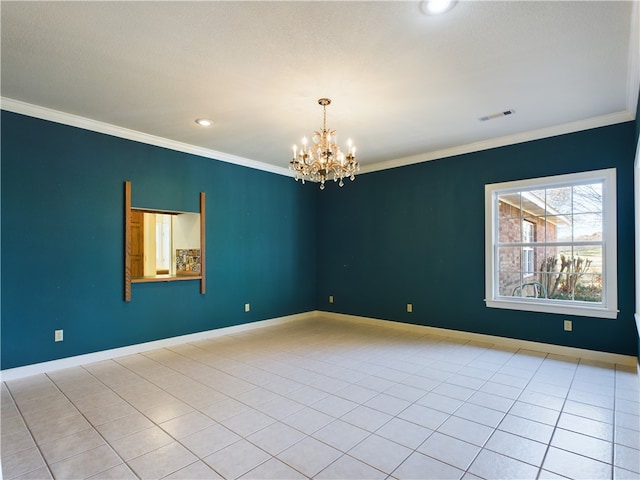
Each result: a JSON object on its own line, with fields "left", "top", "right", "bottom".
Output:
{"left": 1, "top": 1, "right": 637, "bottom": 174}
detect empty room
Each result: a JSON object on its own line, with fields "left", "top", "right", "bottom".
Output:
{"left": 1, "top": 1, "right": 639, "bottom": 479}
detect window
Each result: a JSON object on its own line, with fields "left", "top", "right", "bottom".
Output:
{"left": 522, "top": 220, "right": 535, "bottom": 278}
{"left": 485, "top": 168, "right": 617, "bottom": 318}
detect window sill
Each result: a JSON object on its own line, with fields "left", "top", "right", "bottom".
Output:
{"left": 132, "top": 274, "right": 202, "bottom": 283}
{"left": 485, "top": 298, "right": 618, "bottom": 319}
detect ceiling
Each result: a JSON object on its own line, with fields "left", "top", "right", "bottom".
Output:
{"left": 1, "top": 1, "right": 638, "bottom": 176}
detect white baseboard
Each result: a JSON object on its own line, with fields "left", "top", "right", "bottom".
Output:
{"left": 0, "top": 312, "right": 314, "bottom": 382}
{"left": 2, "top": 310, "right": 637, "bottom": 382}
{"left": 320, "top": 311, "right": 638, "bottom": 367}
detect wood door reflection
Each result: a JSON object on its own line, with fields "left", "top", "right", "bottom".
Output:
{"left": 130, "top": 210, "right": 144, "bottom": 277}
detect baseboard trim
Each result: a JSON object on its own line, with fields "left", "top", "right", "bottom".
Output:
{"left": 2, "top": 310, "right": 636, "bottom": 382}
{"left": 0, "top": 312, "right": 314, "bottom": 382}
{"left": 319, "top": 311, "right": 638, "bottom": 367}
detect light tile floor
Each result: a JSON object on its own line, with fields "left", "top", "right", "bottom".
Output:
{"left": 2, "top": 317, "right": 639, "bottom": 479}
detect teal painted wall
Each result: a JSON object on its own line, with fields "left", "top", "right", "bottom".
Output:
{"left": 317, "top": 122, "right": 637, "bottom": 356}
{"left": 2, "top": 111, "right": 637, "bottom": 369}
{"left": 1, "top": 111, "right": 317, "bottom": 369}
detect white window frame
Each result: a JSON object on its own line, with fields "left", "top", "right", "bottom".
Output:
{"left": 485, "top": 168, "right": 618, "bottom": 319}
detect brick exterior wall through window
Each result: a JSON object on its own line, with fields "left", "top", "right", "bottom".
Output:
{"left": 498, "top": 201, "right": 557, "bottom": 296}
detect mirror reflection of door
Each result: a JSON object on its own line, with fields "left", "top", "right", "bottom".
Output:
{"left": 130, "top": 210, "right": 144, "bottom": 277}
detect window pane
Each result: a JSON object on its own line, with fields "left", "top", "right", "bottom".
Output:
{"left": 556, "top": 245, "right": 574, "bottom": 259}
{"left": 498, "top": 194, "right": 521, "bottom": 219}
{"left": 499, "top": 271, "right": 522, "bottom": 297}
{"left": 573, "top": 183, "right": 602, "bottom": 214}
{"left": 539, "top": 217, "right": 554, "bottom": 242}
{"left": 498, "top": 246, "right": 522, "bottom": 297}
{"left": 542, "top": 246, "right": 574, "bottom": 299}
{"left": 533, "top": 246, "right": 546, "bottom": 273}
{"left": 498, "top": 246, "right": 520, "bottom": 272}
{"left": 574, "top": 245, "right": 602, "bottom": 275}
{"left": 548, "top": 215, "right": 572, "bottom": 242}
{"left": 574, "top": 274, "right": 603, "bottom": 303}
{"left": 521, "top": 190, "right": 546, "bottom": 217}
{"left": 523, "top": 217, "right": 545, "bottom": 243}
{"left": 573, "top": 213, "right": 602, "bottom": 241}
{"left": 546, "top": 186, "right": 572, "bottom": 215}
{"left": 548, "top": 273, "right": 573, "bottom": 300}
{"left": 522, "top": 247, "right": 535, "bottom": 277}
{"left": 498, "top": 216, "right": 521, "bottom": 243}
{"left": 538, "top": 250, "right": 558, "bottom": 298}
{"left": 513, "top": 281, "right": 546, "bottom": 298}
{"left": 522, "top": 220, "right": 534, "bottom": 242}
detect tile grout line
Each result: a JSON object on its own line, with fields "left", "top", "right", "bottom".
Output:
{"left": 84, "top": 356, "right": 231, "bottom": 479}
{"left": 2, "top": 383, "right": 54, "bottom": 480}
{"left": 322, "top": 337, "right": 516, "bottom": 478}
{"left": 44, "top": 368, "right": 141, "bottom": 480}
{"left": 465, "top": 348, "right": 556, "bottom": 480}
{"left": 3, "top": 321, "right": 636, "bottom": 480}
{"left": 47, "top": 359, "right": 228, "bottom": 479}
{"left": 532, "top": 354, "right": 578, "bottom": 480}
{"left": 111, "top": 347, "right": 314, "bottom": 478}
{"left": 540, "top": 355, "right": 587, "bottom": 480}
{"left": 133, "top": 343, "right": 334, "bottom": 477}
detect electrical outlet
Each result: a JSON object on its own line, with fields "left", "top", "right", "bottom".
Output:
{"left": 54, "top": 330, "right": 64, "bottom": 342}
{"left": 245, "top": 303, "right": 250, "bottom": 312}
{"left": 329, "top": 295, "right": 334, "bottom": 303}
{"left": 564, "top": 320, "right": 572, "bottom": 332}
{"left": 407, "top": 303, "right": 413, "bottom": 313}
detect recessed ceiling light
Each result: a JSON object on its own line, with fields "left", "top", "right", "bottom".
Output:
{"left": 421, "top": 0, "right": 457, "bottom": 15}
{"left": 195, "top": 118, "right": 214, "bottom": 127}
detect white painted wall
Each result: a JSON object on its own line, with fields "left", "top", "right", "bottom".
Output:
{"left": 173, "top": 213, "right": 200, "bottom": 249}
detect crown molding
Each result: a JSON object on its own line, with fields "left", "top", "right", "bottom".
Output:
{"left": 359, "top": 110, "right": 635, "bottom": 175}
{"left": 0, "top": 97, "right": 294, "bottom": 178}
{"left": 2, "top": 97, "right": 635, "bottom": 179}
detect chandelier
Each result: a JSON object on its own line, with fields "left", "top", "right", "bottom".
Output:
{"left": 290, "top": 98, "right": 359, "bottom": 190}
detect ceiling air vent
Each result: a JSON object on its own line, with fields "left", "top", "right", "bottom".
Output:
{"left": 479, "top": 109, "right": 515, "bottom": 122}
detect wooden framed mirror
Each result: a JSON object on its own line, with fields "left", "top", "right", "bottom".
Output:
{"left": 124, "top": 181, "right": 205, "bottom": 301}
